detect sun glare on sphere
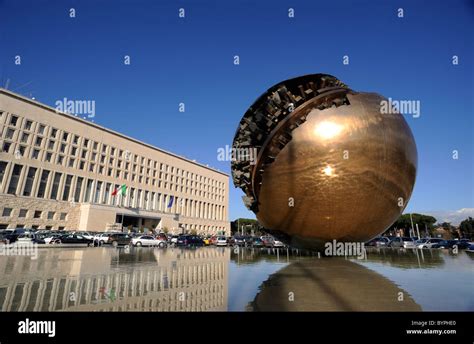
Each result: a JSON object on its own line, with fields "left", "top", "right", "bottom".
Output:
{"left": 315, "top": 121, "right": 342, "bottom": 139}
{"left": 323, "top": 165, "right": 334, "bottom": 176}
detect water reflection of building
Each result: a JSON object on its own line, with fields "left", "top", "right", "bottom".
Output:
{"left": 0, "top": 247, "right": 229, "bottom": 311}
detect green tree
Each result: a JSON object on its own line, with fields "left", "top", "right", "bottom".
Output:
{"left": 386, "top": 213, "right": 437, "bottom": 236}
{"left": 459, "top": 217, "right": 474, "bottom": 238}
{"left": 231, "top": 218, "right": 260, "bottom": 235}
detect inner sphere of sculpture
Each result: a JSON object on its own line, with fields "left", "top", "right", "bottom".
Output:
{"left": 257, "top": 93, "right": 417, "bottom": 250}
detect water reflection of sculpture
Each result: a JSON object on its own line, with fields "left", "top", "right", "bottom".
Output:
{"left": 248, "top": 258, "right": 421, "bottom": 311}
{"left": 0, "top": 248, "right": 229, "bottom": 312}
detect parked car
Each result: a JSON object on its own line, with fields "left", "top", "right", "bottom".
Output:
{"left": 214, "top": 236, "right": 227, "bottom": 247}
{"left": 432, "top": 240, "right": 471, "bottom": 250}
{"left": 72, "top": 231, "right": 94, "bottom": 240}
{"left": 365, "top": 237, "right": 390, "bottom": 247}
{"left": 209, "top": 236, "right": 218, "bottom": 245}
{"left": 51, "top": 234, "right": 93, "bottom": 246}
{"left": 170, "top": 235, "right": 180, "bottom": 245}
{"left": 132, "top": 235, "right": 166, "bottom": 247}
{"left": 93, "top": 233, "right": 114, "bottom": 246}
{"left": 176, "top": 235, "right": 204, "bottom": 247}
{"left": 4, "top": 228, "right": 29, "bottom": 244}
{"left": 261, "top": 236, "right": 275, "bottom": 248}
{"left": 105, "top": 233, "right": 132, "bottom": 247}
{"left": 389, "top": 237, "right": 415, "bottom": 248}
{"left": 251, "top": 237, "right": 264, "bottom": 248}
{"left": 416, "top": 238, "right": 444, "bottom": 249}
{"left": 272, "top": 239, "right": 285, "bottom": 248}
{"left": 44, "top": 233, "right": 63, "bottom": 244}
{"left": 16, "top": 233, "right": 36, "bottom": 244}
{"left": 233, "top": 236, "right": 247, "bottom": 246}
{"left": 466, "top": 244, "right": 474, "bottom": 253}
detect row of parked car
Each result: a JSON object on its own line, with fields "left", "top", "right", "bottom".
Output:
{"left": 0, "top": 228, "right": 288, "bottom": 250}
{"left": 365, "top": 236, "right": 474, "bottom": 251}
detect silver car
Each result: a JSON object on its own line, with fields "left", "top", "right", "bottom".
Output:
{"left": 389, "top": 237, "right": 415, "bottom": 248}
{"left": 416, "top": 238, "right": 444, "bottom": 249}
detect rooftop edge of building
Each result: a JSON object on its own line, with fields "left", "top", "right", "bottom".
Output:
{"left": 0, "top": 88, "right": 228, "bottom": 178}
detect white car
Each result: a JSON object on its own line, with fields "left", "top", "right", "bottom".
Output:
{"left": 16, "top": 233, "right": 36, "bottom": 244}
{"left": 132, "top": 235, "right": 166, "bottom": 247}
{"left": 73, "top": 231, "right": 94, "bottom": 240}
{"left": 44, "top": 234, "right": 62, "bottom": 244}
{"left": 416, "top": 238, "right": 444, "bottom": 249}
{"left": 93, "top": 233, "right": 113, "bottom": 245}
{"left": 216, "top": 236, "right": 227, "bottom": 247}
{"left": 273, "top": 240, "right": 285, "bottom": 248}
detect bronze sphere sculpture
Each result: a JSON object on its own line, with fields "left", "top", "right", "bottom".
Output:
{"left": 231, "top": 74, "right": 417, "bottom": 250}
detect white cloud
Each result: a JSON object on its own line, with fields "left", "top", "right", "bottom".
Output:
{"left": 422, "top": 208, "right": 474, "bottom": 225}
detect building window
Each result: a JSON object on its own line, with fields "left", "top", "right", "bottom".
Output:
{"left": 35, "top": 136, "right": 43, "bottom": 147}
{"left": 34, "top": 210, "right": 42, "bottom": 219}
{"left": 24, "top": 120, "right": 33, "bottom": 130}
{"left": 57, "top": 155, "right": 64, "bottom": 165}
{"left": 89, "top": 164, "right": 95, "bottom": 172}
{"left": 81, "top": 150, "right": 87, "bottom": 159}
{"left": 83, "top": 139, "right": 89, "bottom": 147}
{"left": 0, "top": 161, "right": 7, "bottom": 185}
{"left": 62, "top": 175, "right": 73, "bottom": 201}
{"left": 5, "top": 128, "right": 15, "bottom": 139}
{"left": 2, "top": 208, "right": 12, "bottom": 217}
{"left": 79, "top": 161, "right": 85, "bottom": 170}
{"left": 45, "top": 226, "right": 52, "bottom": 230}
{"left": 103, "top": 183, "right": 111, "bottom": 204}
{"left": 17, "top": 145, "right": 26, "bottom": 157}
{"left": 51, "top": 128, "right": 58, "bottom": 138}
{"left": 71, "top": 147, "right": 77, "bottom": 156}
{"left": 47, "top": 140, "right": 55, "bottom": 150}
{"left": 59, "top": 212, "right": 67, "bottom": 221}
{"left": 102, "top": 144, "right": 107, "bottom": 153}
{"left": 2, "top": 141, "right": 12, "bottom": 153}
{"left": 68, "top": 158, "right": 75, "bottom": 167}
{"left": 38, "top": 124, "right": 46, "bottom": 135}
{"left": 91, "top": 152, "right": 97, "bottom": 161}
{"left": 50, "top": 172, "right": 62, "bottom": 199}
{"left": 73, "top": 135, "right": 79, "bottom": 144}
{"left": 93, "top": 141, "right": 98, "bottom": 150}
{"left": 37, "top": 170, "right": 50, "bottom": 198}
{"left": 92, "top": 181, "right": 101, "bottom": 203}
{"left": 18, "top": 209, "right": 28, "bottom": 218}
{"left": 62, "top": 132, "right": 69, "bottom": 141}
{"left": 9, "top": 115, "right": 18, "bottom": 126}
{"left": 31, "top": 149, "right": 40, "bottom": 159}
{"left": 45, "top": 152, "right": 52, "bottom": 162}
{"left": 60, "top": 143, "right": 66, "bottom": 153}
{"left": 23, "top": 167, "right": 37, "bottom": 196}
{"left": 74, "top": 177, "right": 83, "bottom": 202}
{"left": 21, "top": 132, "right": 29, "bottom": 143}
{"left": 84, "top": 179, "right": 93, "bottom": 202}
{"left": 47, "top": 211, "right": 55, "bottom": 220}
{"left": 58, "top": 226, "right": 65, "bottom": 230}
{"left": 7, "top": 164, "right": 23, "bottom": 195}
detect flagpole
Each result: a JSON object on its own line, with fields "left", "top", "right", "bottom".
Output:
{"left": 121, "top": 191, "right": 125, "bottom": 232}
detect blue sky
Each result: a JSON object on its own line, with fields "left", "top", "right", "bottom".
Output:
{"left": 0, "top": 0, "right": 472, "bottom": 222}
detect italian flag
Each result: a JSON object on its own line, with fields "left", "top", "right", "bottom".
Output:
{"left": 112, "top": 184, "right": 127, "bottom": 196}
